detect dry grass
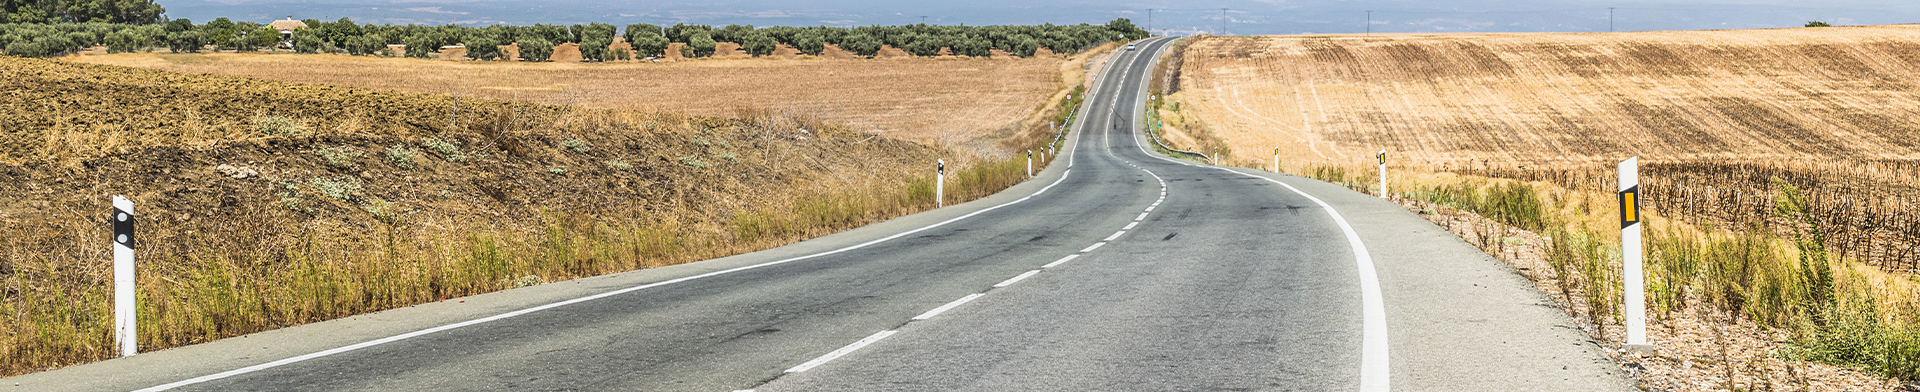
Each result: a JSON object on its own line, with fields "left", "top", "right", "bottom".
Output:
{"left": 0, "top": 55, "right": 1075, "bottom": 377}
{"left": 1175, "top": 26, "right": 1920, "bottom": 166}
{"left": 1169, "top": 25, "right": 1920, "bottom": 386}
{"left": 65, "top": 53, "right": 1066, "bottom": 148}
{"left": 1171, "top": 26, "right": 1920, "bottom": 272}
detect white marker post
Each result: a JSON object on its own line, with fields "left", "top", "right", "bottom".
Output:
{"left": 1620, "top": 157, "right": 1652, "bottom": 355}
{"left": 1376, "top": 150, "right": 1388, "bottom": 198}
{"left": 111, "top": 195, "right": 136, "bottom": 357}
{"left": 1027, "top": 149, "right": 1033, "bottom": 178}
{"left": 936, "top": 159, "right": 946, "bottom": 208}
{"left": 1273, "top": 146, "right": 1280, "bottom": 173}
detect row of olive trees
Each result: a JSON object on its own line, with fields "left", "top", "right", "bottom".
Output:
{"left": 2, "top": 17, "right": 1148, "bottom": 60}
{"left": 627, "top": 19, "right": 1147, "bottom": 58}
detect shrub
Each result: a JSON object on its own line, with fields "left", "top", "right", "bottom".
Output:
{"left": 561, "top": 138, "right": 590, "bottom": 153}
{"left": 314, "top": 145, "right": 362, "bottom": 170}
{"left": 1806, "top": 21, "right": 1832, "bottom": 27}
{"left": 516, "top": 37, "right": 553, "bottom": 61}
{"left": 466, "top": 35, "right": 500, "bottom": 61}
{"left": 603, "top": 159, "right": 632, "bottom": 171}
{"left": 362, "top": 197, "right": 406, "bottom": 225}
{"left": 629, "top": 33, "right": 668, "bottom": 58}
{"left": 254, "top": 115, "right": 307, "bottom": 135}
{"left": 679, "top": 156, "right": 710, "bottom": 168}
{"left": 688, "top": 32, "right": 715, "bottom": 57}
{"left": 422, "top": 137, "right": 467, "bottom": 162}
{"left": 275, "top": 182, "right": 311, "bottom": 213}
{"left": 386, "top": 144, "right": 419, "bottom": 169}
{"left": 310, "top": 177, "right": 362, "bottom": 200}
{"left": 547, "top": 166, "right": 566, "bottom": 174}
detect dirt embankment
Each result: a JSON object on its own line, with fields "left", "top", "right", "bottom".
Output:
{"left": 0, "top": 56, "right": 944, "bottom": 376}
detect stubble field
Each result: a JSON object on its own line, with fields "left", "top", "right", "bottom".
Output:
{"left": 1164, "top": 26, "right": 1920, "bottom": 390}
{"left": 1168, "top": 26, "right": 1920, "bottom": 272}
{"left": 66, "top": 53, "right": 1066, "bottom": 150}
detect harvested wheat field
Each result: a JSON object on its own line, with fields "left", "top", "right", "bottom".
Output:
{"left": 1168, "top": 26, "right": 1920, "bottom": 272}
{"left": 1167, "top": 26, "right": 1920, "bottom": 391}
{"left": 66, "top": 53, "right": 1066, "bottom": 149}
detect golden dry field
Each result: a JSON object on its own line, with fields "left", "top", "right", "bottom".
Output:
{"left": 65, "top": 53, "right": 1065, "bottom": 149}
{"left": 1165, "top": 26, "right": 1920, "bottom": 272}
{"left": 0, "top": 55, "right": 1062, "bottom": 376}
{"left": 1164, "top": 27, "right": 1920, "bottom": 388}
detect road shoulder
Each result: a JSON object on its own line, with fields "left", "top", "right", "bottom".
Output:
{"left": 1220, "top": 168, "right": 1637, "bottom": 391}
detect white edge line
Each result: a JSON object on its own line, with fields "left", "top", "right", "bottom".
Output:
{"left": 912, "top": 293, "right": 986, "bottom": 320}
{"left": 136, "top": 140, "right": 1085, "bottom": 392}
{"left": 1042, "top": 254, "right": 1079, "bottom": 268}
{"left": 1080, "top": 242, "right": 1105, "bottom": 253}
{"left": 992, "top": 270, "right": 1042, "bottom": 288}
{"left": 1104, "top": 231, "right": 1126, "bottom": 241}
{"left": 783, "top": 330, "right": 898, "bottom": 373}
{"left": 1122, "top": 37, "right": 1388, "bottom": 392}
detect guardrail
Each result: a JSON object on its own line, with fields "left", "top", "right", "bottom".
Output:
{"left": 1142, "top": 110, "right": 1212, "bottom": 164}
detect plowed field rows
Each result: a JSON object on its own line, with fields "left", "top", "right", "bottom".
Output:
{"left": 65, "top": 53, "right": 1065, "bottom": 148}
{"left": 1173, "top": 26, "right": 1920, "bottom": 272}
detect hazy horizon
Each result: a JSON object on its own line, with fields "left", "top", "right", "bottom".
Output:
{"left": 159, "top": 0, "right": 1917, "bottom": 35}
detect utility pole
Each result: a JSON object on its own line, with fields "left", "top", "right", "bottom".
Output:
{"left": 1148, "top": 9, "right": 1153, "bottom": 33}
{"left": 1609, "top": 7, "right": 1617, "bottom": 32}
{"left": 1367, "top": 11, "right": 1373, "bottom": 35}
{"left": 1221, "top": 8, "right": 1229, "bottom": 35}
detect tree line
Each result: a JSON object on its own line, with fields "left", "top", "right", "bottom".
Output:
{"left": 0, "top": 17, "right": 1148, "bottom": 60}
{"left": 1, "top": 0, "right": 164, "bottom": 24}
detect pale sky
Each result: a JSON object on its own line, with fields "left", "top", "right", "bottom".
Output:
{"left": 163, "top": 0, "right": 1916, "bottom": 34}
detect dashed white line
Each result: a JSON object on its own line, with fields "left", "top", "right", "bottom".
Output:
{"left": 1123, "top": 222, "right": 1138, "bottom": 230}
{"left": 1105, "top": 231, "right": 1126, "bottom": 241}
{"left": 1043, "top": 254, "right": 1079, "bottom": 268}
{"left": 912, "top": 293, "right": 986, "bottom": 321}
{"left": 1080, "top": 242, "right": 1105, "bottom": 253}
{"left": 1145, "top": 206, "right": 1155, "bottom": 212}
{"left": 1135, "top": 212, "right": 1149, "bottom": 221}
{"left": 993, "top": 270, "right": 1042, "bottom": 288}
{"left": 784, "top": 330, "right": 898, "bottom": 373}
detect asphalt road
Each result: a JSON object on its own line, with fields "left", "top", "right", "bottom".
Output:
{"left": 7, "top": 36, "right": 1636, "bottom": 392}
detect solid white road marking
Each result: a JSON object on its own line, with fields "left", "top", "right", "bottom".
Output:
{"left": 1105, "top": 231, "right": 1126, "bottom": 241}
{"left": 1124, "top": 222, "right": 1138, "bottom": 230}
{"left": 1123, "top": 37, "right": 1389, "bottom": 392}
{"left": 993, "top": 270, "right": 1042, "bottom": 288}
{"left": 133, "top": 105, "right": 1095, "bottom": 392}
{"left": 784, "top": 330, "right": 898, "bottom": 373}
{"left": 912, "top": 293, "right": 986, "bottom": 320}
{"left": 1043, "top": 254, "right": 1079, "bottom": 268}
{"left": 1080, "top": 242, "right": 1105, "bottom": 253}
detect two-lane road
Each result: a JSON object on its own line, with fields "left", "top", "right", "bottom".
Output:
{"left": 9, "top": 36, "right": 1635, "bottom": 392}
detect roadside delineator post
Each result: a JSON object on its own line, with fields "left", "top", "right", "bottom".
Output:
{"left": 112, "top": 195, "right": 136, "bottom": 357}
{"left": 1273, "top": 146, "right": 1280, "bottom": 173}
{"left": 1027, "top": 150, "right": 1033, "bottom": 178}
{"left": 936, "top": 159, "right": 946, "bottom": 208}
{"left": 1620, "top": 157, "right": 1654, "bottom": 355}
{"left": 1376, "top": 150, "right": 1388, "bottom": 198}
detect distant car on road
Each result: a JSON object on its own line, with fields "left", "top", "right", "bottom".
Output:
{"left": 1127, "top": 44, "right": 1137, "bottom": 51}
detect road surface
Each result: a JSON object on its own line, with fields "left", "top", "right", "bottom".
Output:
{"left": 7, "top": 36, "right": 1634, "bottom": 392}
